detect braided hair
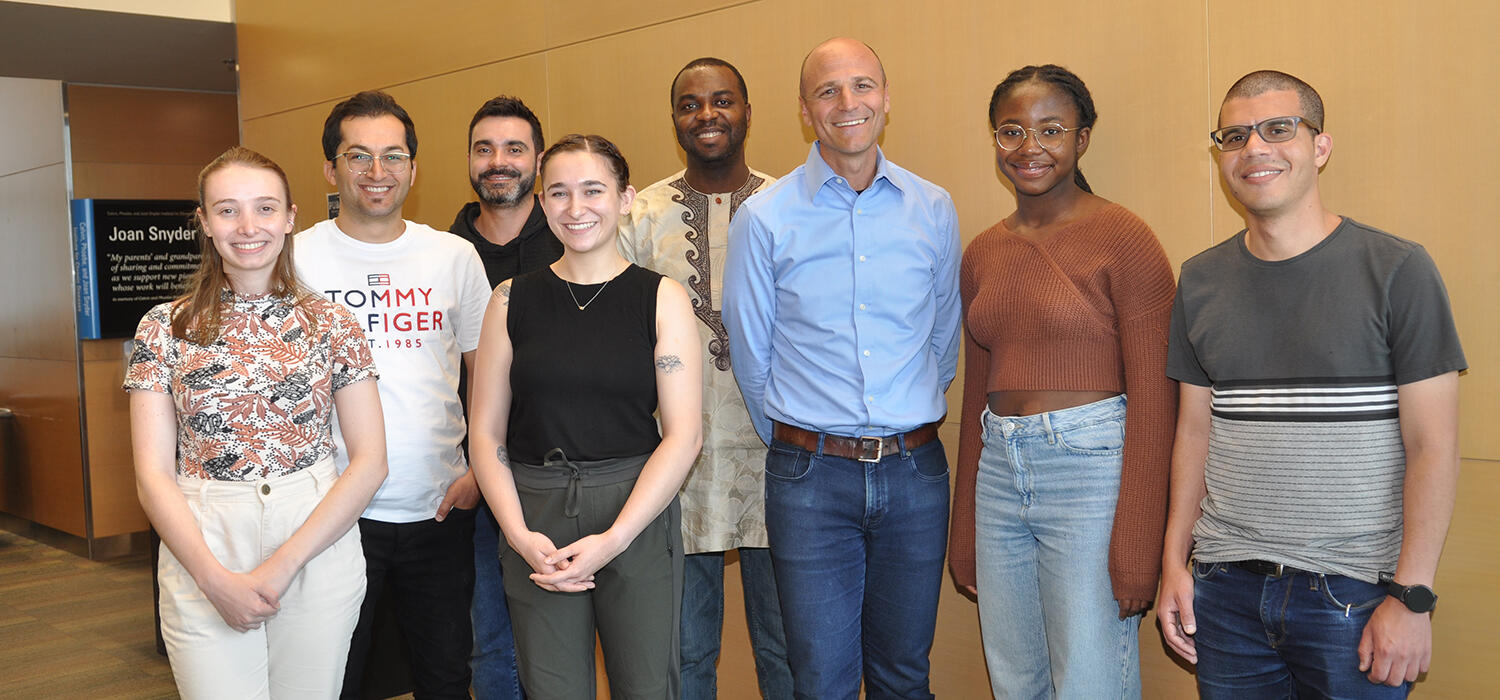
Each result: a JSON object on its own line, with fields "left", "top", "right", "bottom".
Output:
{"left": 988, "top": 65, "right": 1097, "bottom": 194}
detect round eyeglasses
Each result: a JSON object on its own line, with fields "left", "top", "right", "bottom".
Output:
{"left": 1209, "top": 116, "right": 1321, "bottom": 151}
{"left": 337, "top": 151, "right": 413, "bottom": 174}
{"left": 992, "top": 123, "right": 1081, "bottom": 151}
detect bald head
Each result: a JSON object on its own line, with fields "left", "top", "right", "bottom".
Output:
{"left": 800, "top": 37, "right": 886, "bottom": 97}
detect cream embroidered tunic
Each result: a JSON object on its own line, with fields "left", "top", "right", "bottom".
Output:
{"left": 618, "top": 169, "right": 773, "bottom": 553}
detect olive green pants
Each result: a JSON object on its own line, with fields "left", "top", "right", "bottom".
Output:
{"left": 503, "top": 452, "right": 683, "bottom": 699}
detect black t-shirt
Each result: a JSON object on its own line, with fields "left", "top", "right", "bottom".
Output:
{"left": 507, "top": 264, "right": 662, "bottom": 463}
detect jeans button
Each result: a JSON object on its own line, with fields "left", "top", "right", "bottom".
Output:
{"left": 260, "top": 484, "right": 271, "bottom": 495}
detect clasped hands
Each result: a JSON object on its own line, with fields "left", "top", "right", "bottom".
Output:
{"left": 513, "top": 529, "right": 628, "bottom": 592}
{"left": 202, "top": 561, "right": 295, "bottom": 633}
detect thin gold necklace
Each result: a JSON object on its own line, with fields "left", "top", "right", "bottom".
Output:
{"left": 564, "top": 277, "right": 610, "bottom": 311}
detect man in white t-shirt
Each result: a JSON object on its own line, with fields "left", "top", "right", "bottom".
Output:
{"left": 294, "top": 90, "right": 491, "bottom": 700}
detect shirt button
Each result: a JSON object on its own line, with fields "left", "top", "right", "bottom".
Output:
{"left": 260, "top": 484, "right": 270, "bottom": 495}
{"left": 866, "top": 396, "right": 874, "bottom": 403}
{"left": 856, "top": 208, "right": 863, "bottom": 215}
{"left": 859, "top": 303, "right": 867, "bottom": 310}
{"left": 859, "top": 255, "right": 867, "bottom": 262}
{"left": 863, "top": 350, "right": 871, "bottom": 357}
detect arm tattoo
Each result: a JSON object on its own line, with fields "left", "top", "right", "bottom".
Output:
{"left": 655, "top": 354, "right": 684, "bottom": 374}
{"left": 496, "top": 445, "right": 510, "bottom": 467}
{"left": 493, "top": 283, "right": 511, "bottom": 306}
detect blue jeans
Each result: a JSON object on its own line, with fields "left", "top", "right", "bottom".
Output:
{"left": 764, "top": 434, "right": 949, "bottom": 700}
{"left": 471, "top": 500, "right": 523, "bottom": 700}
{"left": 1192, "top": 560, "right": 1411, "bottom": 699}
{"left": 974, "top": 396, "right": 1141, "bottom": 700}
{"left": 680, "top": 548, "right": 793, "bottom": 700}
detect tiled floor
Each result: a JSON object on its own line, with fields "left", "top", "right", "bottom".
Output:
{"left": 0, "top": 529, "right": 176, "bottom": 698}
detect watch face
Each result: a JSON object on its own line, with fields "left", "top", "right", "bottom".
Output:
{"left": 1403, "top": 585, "right": 1438, "bottom": 613}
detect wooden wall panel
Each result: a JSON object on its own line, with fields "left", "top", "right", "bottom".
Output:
{"left": 237, "top": 1, "right": 1499, "bottom": 696}
{"left": 0, "top": 357, "right": 86, "bottom": 536}
{"left": 70, "top": 163, "right": 204, "bottom": 201}
{"left": 542, "top": 0, "right": 755, "bottom": 49}
{"left": 236, "top": 0, "right": 549, "bottom": 120}
{"left": 82, "top": 349, "right": 147, "bottom": 538}
{"left": 66, "top": 85, "right": 237, "bottom": 167}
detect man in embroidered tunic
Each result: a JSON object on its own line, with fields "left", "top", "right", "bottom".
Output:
{"left": 617, "top": 57, "right": 791, "bottom": 700}
{"left": 1158, "top": 71, "right": 1466, "bottom": 698}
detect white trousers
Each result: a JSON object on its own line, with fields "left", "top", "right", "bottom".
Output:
{"left": 158, "top": 457, "right": 366, "bottom": 700}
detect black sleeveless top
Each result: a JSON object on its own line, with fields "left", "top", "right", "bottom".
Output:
{"left": 507, "top": 264, "right": 662, "bottom": 464}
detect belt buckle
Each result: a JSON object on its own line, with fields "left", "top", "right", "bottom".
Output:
{"left": 856, "top": 436, "right": 884, "bottom": 463}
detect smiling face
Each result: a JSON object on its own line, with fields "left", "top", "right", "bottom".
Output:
{"left": 799, "top": 39, "right": 889, "bottom": 168}
{"left": 673, "top": 65, "right": 751, "bottom": 167}
{"left": 323, "top": 114, "right": 415, "bottom": 221}
{"left": 469, "top": 115, "right": 539, "bottom": 207}
{"left": 991, "top": 80, "right": 1091, "bottom": 199}
{"left": 1216, "top": 88, "right": 1331, "bottom": 219}
{"left": 540, "top": 150, "right": 635, "bottom": 256}
{"left": 199, "top": 164, "right": 296, "bottom": 292}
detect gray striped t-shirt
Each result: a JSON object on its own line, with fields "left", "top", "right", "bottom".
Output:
{"left": 1166, "top": 218, "right": 1466, "bottom": 583}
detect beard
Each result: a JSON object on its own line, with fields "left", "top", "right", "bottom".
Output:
{"left": 677, "top": 122, "right": 746, "bottom": 166}
{"left": 471, "top": 167, "right": 536, "bottom": 207}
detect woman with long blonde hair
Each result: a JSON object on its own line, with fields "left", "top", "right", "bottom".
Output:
{"left": 125, "top": 146, "right": 388, "bottom": 699}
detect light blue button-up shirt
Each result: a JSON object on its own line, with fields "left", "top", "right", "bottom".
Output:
{"left": 723, "top": 143, "right": 961, "bottom": 444}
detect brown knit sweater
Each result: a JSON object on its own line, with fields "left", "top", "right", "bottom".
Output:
{"left": 947, "top": 203, "right": 1177, "bottom": 602}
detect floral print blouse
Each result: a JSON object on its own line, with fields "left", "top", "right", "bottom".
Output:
{"left": 123, "top": 291, "right": 378, "bottom": 481}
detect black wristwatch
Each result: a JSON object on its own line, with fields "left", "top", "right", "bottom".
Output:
{"left": 1378, "top": 571, "right": 1438, "bottom": 613}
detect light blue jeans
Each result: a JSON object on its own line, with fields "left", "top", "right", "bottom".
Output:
{"left": 974, "top": 395, "right": 1141, "bottom": 700}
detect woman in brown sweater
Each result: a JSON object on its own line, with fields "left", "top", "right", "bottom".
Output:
{"left": 947, "top": 65, "right": 1177, "bottom": 699}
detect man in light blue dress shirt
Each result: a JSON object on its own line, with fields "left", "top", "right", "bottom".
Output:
{"left": 722, "top": 37, "right": 961, "bottom": 700}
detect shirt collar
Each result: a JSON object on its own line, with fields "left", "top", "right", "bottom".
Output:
{"left": 802, "top": 142, "right": 902, "bottom": 200}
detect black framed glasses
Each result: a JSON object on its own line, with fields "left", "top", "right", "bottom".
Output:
{"left": 1210, "top": 116, "right": 1321, "bottom": 151}
{"left": 992, "top": 123, "right": 1081, "bottom": 151}
{"left": 337, "top": 151, "right": 412, "bottom": 174}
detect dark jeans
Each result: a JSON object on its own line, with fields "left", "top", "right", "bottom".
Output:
{"left": 1192, "top": 560, "right": 1412, "bottom": 700}
{"left": 341, "top": 511, "right": 476, "bottom": 700}
{"left": 472, "top": 499, "right": 524, "bottom": 700}
{"left": 680, "top": 548, "right": 792, "bottom": 700}
{"left": 765, "top": 436, "right": 949, "bottom": 700}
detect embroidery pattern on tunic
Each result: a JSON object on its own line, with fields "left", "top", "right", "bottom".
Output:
{"left": 667, "top": 174, "right": 766, "bottom": 372}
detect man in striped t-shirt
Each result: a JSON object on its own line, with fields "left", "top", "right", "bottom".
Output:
{"left": 1158, "top": 70, "right": 1466, "bottom": 698}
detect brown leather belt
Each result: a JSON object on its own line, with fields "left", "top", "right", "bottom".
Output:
{"left": 772, "top": 421, "right": 939, "bottom": 463}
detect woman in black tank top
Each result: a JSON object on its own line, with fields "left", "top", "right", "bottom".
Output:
{"left": 468, "top": 134, "right": 703, "bottom": 696}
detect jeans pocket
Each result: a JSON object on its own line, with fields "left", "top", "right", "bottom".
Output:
{"left": 1055, "top": 419, "right": 1125, "bottom": 455}
{"left": 766, "top": 441, "right": 813, "bottom": 481}
{"left": 1319, "top": 574, "right": 1386, "bottom": 611}
{"left": 1191, "top": 559, "right": 1225, "bottom": 582}
{"left": 907, "top": 441, "right": 950, "bottom": 482}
